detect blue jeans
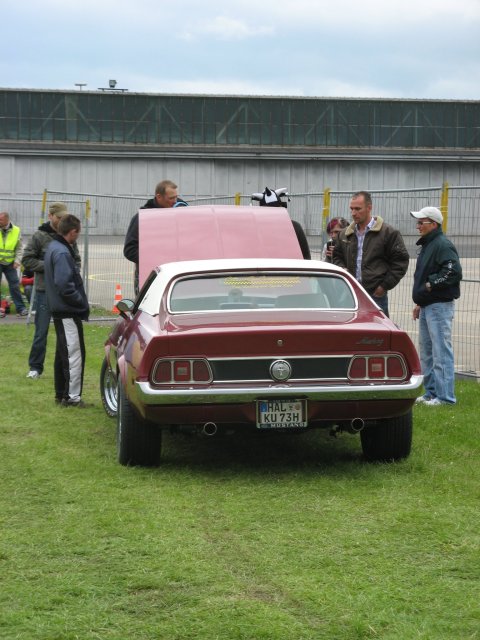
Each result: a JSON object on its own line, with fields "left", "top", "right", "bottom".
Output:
{"left": 0, "top": 263, "right": 26, "bottom": 313}
{"left": 372, "top": 292, "right": 389, "bottom": 317}
{"left": 419, "top": 301, "right": 456, "bottom": 404}
{"left": 28, "top": 290, "right": 51, "bottom": 374}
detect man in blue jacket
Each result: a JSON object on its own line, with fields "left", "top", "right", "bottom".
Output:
{"left": 44, "top": 214, "right": 90, "bottom": 408}
{"left": 22, "top": 202, "right": 81, "bottom": 379}
{"left": 411, "top": 206, "right": 462, "bottom": 406}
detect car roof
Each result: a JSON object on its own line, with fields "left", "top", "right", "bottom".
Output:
{"left": 138, "top": 205, "right": 304, "bottom": 287}
{"left": 158, "top": 258, "right": 347, "bottom": 278}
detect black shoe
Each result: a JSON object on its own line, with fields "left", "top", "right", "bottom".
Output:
{"left": 61, "top": 399, "right": 92, "bottom": 408}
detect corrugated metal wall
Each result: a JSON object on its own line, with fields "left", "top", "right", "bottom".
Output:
{"left": 2, "top": 155, "right": 480, "bottom": 231}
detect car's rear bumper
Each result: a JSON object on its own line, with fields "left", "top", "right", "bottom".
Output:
{"left": 134, "top": 375, "right": 423, "bottom": 405}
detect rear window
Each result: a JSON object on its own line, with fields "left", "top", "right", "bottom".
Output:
{"left": 169, "top": 272, "right": 356, "bottom": 312}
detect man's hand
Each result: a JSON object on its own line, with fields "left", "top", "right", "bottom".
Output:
{"left": 325, "top": 244, "right": 334, "bottom": 260}
{"left": 373, "top": 285, "right": 386, "bottom": 298}
{"left": 413, "top": 305, "right": 420, "bottom": 321}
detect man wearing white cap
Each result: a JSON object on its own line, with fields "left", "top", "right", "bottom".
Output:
{"left": 410, "top": 206, "right": 462, "bottom": 406}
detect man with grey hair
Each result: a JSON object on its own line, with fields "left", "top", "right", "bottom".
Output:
{"left": 0, "top": 211, "right": 27, "bottom": 317}
{"left": 411, "top": 206, "right": 462, "bottom": 406}
{"left": 123, "top": 180, "right": 187, "bottom": 294}
{"left": 22, "top": 202, "right": 81, "bottom": 379}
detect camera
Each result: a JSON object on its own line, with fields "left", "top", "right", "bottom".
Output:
{"left": 327, "top": 239, "right": 335, "bottom": 250}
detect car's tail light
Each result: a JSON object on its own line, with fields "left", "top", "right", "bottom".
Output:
{"left": 174, "top": 360, "right": 191, "bottom": 382}
{"left": 368, "top": 357, "right": 385, "bottom": 378}
{"left": 192, "top": 360, "right": 211, "bottom": 381}
{"left": 152, "top": 359, "right": 213, "bottom": 384}
{"left": 155, "top": 361, "right": 172, "bottom": 383}
{"left": 348, "top": 355, "right": 407, "bottom": 381}
{"left": 387, "top": 357, "right": 406, "bottom": 378}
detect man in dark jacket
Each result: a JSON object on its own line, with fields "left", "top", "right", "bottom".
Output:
{"left": 22, "top": 202, "right": 81, "bottom": 379}
{"left": 44, "top": 214, "right": 90, "bottom": 408}
{"left": 411, "top": 206, "right": 462, "bottom": 406}
{"left": 123, "top": 180, "right": 187, "bottom": 294}
{"left": 333, "top": 191, "right": 409, "bottom": 317}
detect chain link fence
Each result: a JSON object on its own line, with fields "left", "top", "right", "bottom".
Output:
{"left": 1, "top": 186, "right": 478, "bottom": 377}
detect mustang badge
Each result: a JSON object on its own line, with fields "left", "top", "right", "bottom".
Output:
{"left": 270, "top": 360, "right": 292, "bottom": 381}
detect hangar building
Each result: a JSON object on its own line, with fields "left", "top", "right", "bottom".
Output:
{"left": 1, "top": 88, "right": 479, "bottom": 204}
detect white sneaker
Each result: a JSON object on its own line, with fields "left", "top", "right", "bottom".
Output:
{"left": 424, "top": 398, "right": 444, "bottom": 406}
{"left": 415, "top": 395, "right": 432, "bottom": 404}
{"left": 26, "top": 370, "right": 41, "bottom": 379}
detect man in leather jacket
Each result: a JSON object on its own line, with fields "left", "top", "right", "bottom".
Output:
{"left": 333, "top": 191, "right": 409, "bottom": 317}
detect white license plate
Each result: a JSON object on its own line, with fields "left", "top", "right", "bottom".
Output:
{"left": 256, "top": 399, "right": 307, "bottom": 429}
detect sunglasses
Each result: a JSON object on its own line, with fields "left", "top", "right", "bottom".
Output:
{"left": 416, "top": 220, "right": 434, "bottom": 226}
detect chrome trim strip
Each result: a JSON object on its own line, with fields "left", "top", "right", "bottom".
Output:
{"left": 211, "top": 377, "right": 350, "bottom": 384}
{"left": 134, "top": 375, "right": 423, "bottom": 405}
{"left": 170, "top": 306, "right": 357, "bottom": 315}
{"left": 208, "top": 355, "right": 355, "bottom": 361}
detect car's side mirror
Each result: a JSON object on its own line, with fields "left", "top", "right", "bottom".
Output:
{"left": 117, "top": 299, "right": 135, "bottom": 319}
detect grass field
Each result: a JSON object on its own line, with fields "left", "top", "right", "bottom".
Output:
{"left": 0, "top": 322, "right": 478, "bottom": 639}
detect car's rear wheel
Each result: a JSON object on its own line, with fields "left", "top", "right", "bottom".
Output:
{"left": 117, "top": 380, "right": 162, "bottom": 466}
{"left": 360, "top": 410, "right": 412, "bottom": 462}
{"left": 100, "top": 357, "right": 117, "bottom": 417}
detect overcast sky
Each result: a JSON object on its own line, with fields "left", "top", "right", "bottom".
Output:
{"left": 2, "top": 0, "right": 479, "bottom": 100}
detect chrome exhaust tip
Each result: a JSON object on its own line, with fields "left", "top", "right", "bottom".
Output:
{"left": 201, "top": 422, "right": 218, "bottom": 436}
{"left": 350, "top": 417, "right": 365, "bottom": 432}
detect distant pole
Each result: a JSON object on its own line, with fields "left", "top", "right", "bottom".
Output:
{"left": 75, "top": 83, "right": 87, "bottom": 90}
{"left": 441, "top": 182, "right": 449, "bottom": 233}
{"left": 83, "top": 200, "right": 91, "bottom": 299}
{"left": 322, "top": 188, "right": 331, "bottom": 231}
{"left": 41, "top": 188, "right": 47, "bottom": 223}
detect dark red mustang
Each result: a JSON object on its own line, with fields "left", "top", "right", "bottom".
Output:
{"left": 101, "top": 206, "right": 422, "bottom": 466}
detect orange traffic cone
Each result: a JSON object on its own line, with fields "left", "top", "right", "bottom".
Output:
{"left": 112, "top": 284, "right": 122, "bottom": 314}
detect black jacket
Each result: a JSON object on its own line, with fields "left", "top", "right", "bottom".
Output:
{"left": 412, "top": 227, "right": 462, "bottom": 306}
{"left": 291, "top": 220, "right": 311, "bottom": 259}
{"left": 123, "top": 196, "right": 187, "bottom": 265}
